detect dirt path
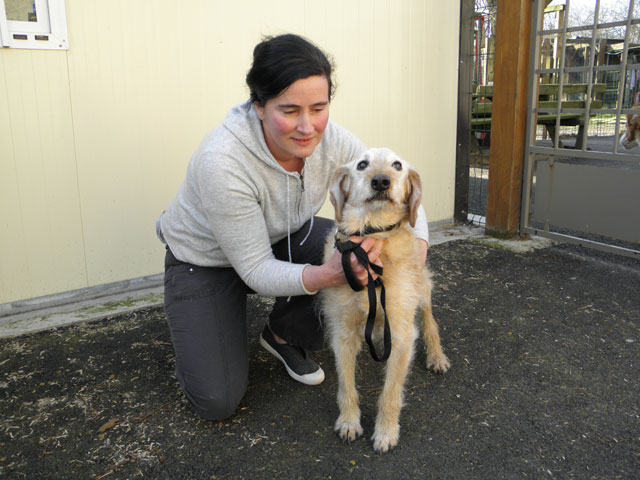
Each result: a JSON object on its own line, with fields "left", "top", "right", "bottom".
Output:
{"left": 1, "top": 239, "right": 638, "bottom": 479}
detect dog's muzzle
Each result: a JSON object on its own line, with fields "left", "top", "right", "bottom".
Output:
{"left": 368, "top": 174, "right": 392, "bottom": 202}
{"left": 371, "top": 174, "right": 390, "bottom": 191}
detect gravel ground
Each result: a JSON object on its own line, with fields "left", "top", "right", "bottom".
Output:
{"left": 1, "top": 239, "right": 639, "bottom": 479}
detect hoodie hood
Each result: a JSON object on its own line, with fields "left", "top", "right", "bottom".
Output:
{"left": 222, "top": 102, "right": 285, "bottom": 172}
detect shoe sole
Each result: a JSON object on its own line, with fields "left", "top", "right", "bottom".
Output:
{"left": 259, "top": 335, "right": 325, "bottom": 386}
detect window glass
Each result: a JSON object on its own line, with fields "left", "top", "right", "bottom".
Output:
{"left": 5, "top": 0, "right": 37, "bottom": 22}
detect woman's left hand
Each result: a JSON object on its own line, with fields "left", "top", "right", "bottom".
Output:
{"left": 347, "top": 236, "right": 385, "bottom": 287}
{"left": 418, "top": 238, "right": 428, "bottom": 270}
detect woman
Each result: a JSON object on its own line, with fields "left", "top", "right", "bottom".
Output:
{"left": 156, "top": 34, "right": 430, "bottom": 420}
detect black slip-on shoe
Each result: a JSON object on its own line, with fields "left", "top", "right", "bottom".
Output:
{"left": 259, "top": 326, "right": 325, "bottom": 385}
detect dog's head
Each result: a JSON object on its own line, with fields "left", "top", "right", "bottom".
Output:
{"left": 329, "top": 148, "right": 422, "bottom": 229}
{"left": 620, "top": 105, "right": 640, "bottom": 150}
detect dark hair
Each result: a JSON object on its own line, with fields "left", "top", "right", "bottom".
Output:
{"left": 246, "top": 34, "right": 335, "bottom": 107}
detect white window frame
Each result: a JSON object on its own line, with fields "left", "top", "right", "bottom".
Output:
{"left": 0, "top": 0, "right": 68, "bottom": 50}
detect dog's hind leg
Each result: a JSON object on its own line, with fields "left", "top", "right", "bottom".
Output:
{"left": 372, "top": 322, "right": 416, "bottom": 454}
{"left": 420, "top": 291, "right": 450, "bottom": 374}
{"left": 332, "top": 329, "right": 364, "bottom": 442}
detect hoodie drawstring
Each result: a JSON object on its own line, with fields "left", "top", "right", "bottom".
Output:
{"left": 286, "top": 176, "right": 292, "bottom": 264}
{"left": 285, "top": 176, "right": 293, "bottom": 302}
{"left": 299, "top": 160, "right": 314, "bottom": 246}
{"left": 286, "top": 162, "right": 314, "bottom": 302}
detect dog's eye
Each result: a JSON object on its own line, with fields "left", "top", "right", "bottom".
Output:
{"left": 357, "top": 160, "right": 369, "bottom": 171}
{"left": 392, "top": 161, "right": 402, "bottom": 171}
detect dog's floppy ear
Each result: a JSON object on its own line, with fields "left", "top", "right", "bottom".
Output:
{"left": 329, "top": 166, "right": 351, "bottom": 223}
{"left": 407, "top": 168, "right": 423, "bottom": 228}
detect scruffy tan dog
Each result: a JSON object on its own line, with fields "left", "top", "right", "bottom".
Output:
{"left": 619, "top": 105, "right": 640, "bottom": 150}
{"left": 321, "top": 147, "right": 450, "bottom": 454}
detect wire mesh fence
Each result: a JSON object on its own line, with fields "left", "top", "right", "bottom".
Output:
{"left": 467, "top": 0, "right": 496, "bottom": 225}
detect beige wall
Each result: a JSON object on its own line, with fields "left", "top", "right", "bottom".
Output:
{"left": 0, "top": 0, "right": 460, "bottom": 304}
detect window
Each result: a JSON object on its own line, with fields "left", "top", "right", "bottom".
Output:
{"left": 0, "top": 0, "right": 68, "bottom": 50}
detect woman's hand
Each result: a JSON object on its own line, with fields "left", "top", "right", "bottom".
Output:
{"left": 301, "top": 236, "right": 385, "bottom": 292}
{"left": 418, "top": 238, "right": 428, "bottom": 270}
{"left": 346, "top": 236, "right": 384, "bottom": 287}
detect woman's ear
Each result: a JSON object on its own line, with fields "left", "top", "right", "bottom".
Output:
{"left": 329, "top": 166, "right": 351, "bottom": 223}
{"left": 254, "top": 102, "right": 265, "bottom": 120}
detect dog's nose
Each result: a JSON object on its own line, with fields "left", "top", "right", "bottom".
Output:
{"left": 371, "top": 174, "right": 390, "bottom": 191}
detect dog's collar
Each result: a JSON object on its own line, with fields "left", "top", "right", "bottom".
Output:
{"left": 336, "top": 221, "right": 402, "bottom": 239}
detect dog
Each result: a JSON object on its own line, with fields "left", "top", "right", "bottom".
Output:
{"left": 321, "top": 147, "right": 450, "bottom": 454}
{"left": 619, "top": 105, "right": 640, "bottom": 150}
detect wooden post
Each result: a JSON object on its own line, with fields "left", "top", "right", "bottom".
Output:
{"left": 485, "top": 0, "right": 534, "bottom": 237}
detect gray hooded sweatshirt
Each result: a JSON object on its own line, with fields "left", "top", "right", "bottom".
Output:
{"left": 157, "top": 103, "right": 429, "bottom": 297}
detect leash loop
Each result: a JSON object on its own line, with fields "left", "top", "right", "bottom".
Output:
{"left": 334, "top": 236, "right": 392, "bottom": 362}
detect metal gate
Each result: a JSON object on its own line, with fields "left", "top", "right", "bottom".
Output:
{"left": 521, "top": 0, "right": 640, "bottom": 257}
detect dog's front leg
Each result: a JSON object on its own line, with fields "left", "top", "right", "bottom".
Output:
{"left": 372, "top": 323, "right": 417, "bottom": 454}
{"left": 332, "top": 330, "right": 363, "bottom": 442}
{"left": 421, "top": 303, "right": 450, "bottom": 374}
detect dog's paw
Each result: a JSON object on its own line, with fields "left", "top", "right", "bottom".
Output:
{"left": 372, "top": 426, "right": 399, "bottom": 454}
{"left": 335, "top": 417, "right": 363, "bottom": 443}
{"left": 427, "top": 353, "right": 450, "bottom": 374}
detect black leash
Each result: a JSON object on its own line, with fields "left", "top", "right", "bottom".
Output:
{"left": 334, "top": 223, "right": 400, "bottom": 362}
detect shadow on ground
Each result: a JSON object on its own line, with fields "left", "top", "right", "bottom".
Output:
{"left": 1, "top": 239, "right": 639, "bottom": 479}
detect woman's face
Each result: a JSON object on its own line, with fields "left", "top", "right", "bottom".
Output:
{"left": 255, "top": 75, "right": 330, "bottom": 166}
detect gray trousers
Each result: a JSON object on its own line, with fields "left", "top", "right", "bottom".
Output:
{"left": 163, "top": 217, "right": 333, "bottom": 420}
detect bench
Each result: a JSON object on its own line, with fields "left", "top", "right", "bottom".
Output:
{"left": 472, "top": 83, "right": 606, "bottom": 148}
